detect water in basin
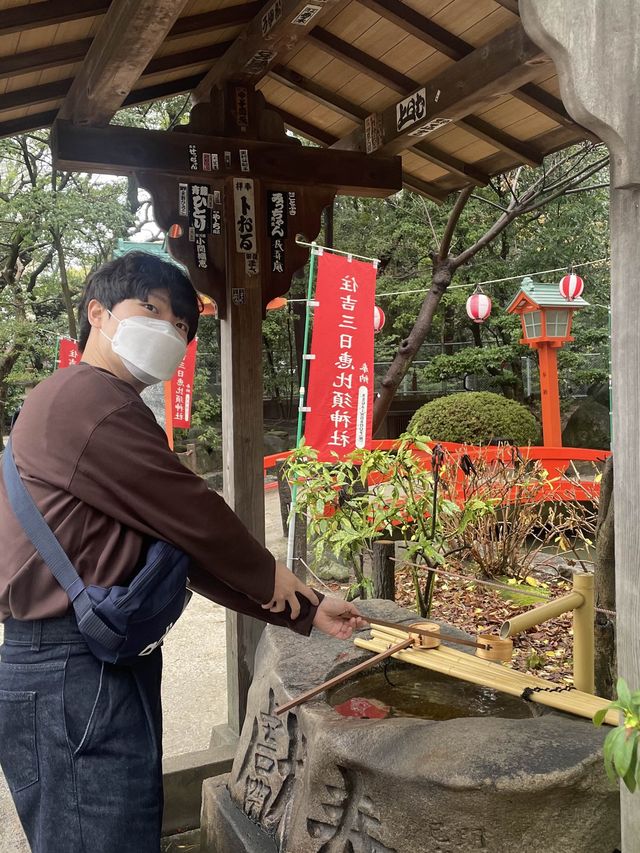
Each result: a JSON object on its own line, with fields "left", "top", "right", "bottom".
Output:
{"left": 328, "top": 665, "right": 537, "bottom": 721}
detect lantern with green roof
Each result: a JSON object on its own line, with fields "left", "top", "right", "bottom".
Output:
{"left": 506, "top": 276, "right": 589, "bottom": 447}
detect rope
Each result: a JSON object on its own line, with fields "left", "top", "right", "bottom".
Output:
{"left": 390, "top": 557, "right": 616, "bottom": 618}
{"left": 284, "top": 256, "right": 609, "bottom": 302}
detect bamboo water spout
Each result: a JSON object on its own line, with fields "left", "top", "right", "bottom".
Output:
{"left": 499, "top": 572, "right": 594, "bottom": 694}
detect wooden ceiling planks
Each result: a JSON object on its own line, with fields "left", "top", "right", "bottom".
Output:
{"left": 0, "top": 0, "right": 598, "bottom": 200}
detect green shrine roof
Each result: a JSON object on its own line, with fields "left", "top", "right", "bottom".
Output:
{"left": 506, "top": 276, "right": 589, "bottom": 312}
{"left": 114, "top": 239, "right": 184, "bottom": 269}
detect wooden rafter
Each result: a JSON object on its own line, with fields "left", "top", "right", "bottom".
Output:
{"left": 268, "top": 65, "right": 368, "bottom": 122}
{"left": 246, "top": 106, "right": 449, "bottom": 202}
{"left": 455, "top": 116, "right": 541, "bottom": 167}
{"left": 0, "top": 37, "right": 234, "bottom": 110}
{"left": 266, "top": 67, "right": 489, "bottom": 185}
{"left": 307, "top": 28, "right": 416, "bottom": 93}
{"left": 0, "top": 39, "right": 92, "bottom": 82}
{"left": 493, "top": 0, "right": 520, "bottom": 14}
{"left": 356, "top": 0, "right": 470, "bottom": 61}
{"left": 166, "top": 3, "right": 262, "bottom": 41}
{"left": 57, "top": 0, "right": 191, "bottom": 124}
{"left": 0, "top": 74, "right": 206, "bottom": 140}
{"left": 0, "top": 0, "right": 109, "bottom": 36}
{"left": 402, "top": 177, "right": 449, "bottom": 203}
{"left": 328, "top": 24, "right": 548, "bottom": 160}
{"left": 359, "top": 0, "right": 586, "bottom": 138}
{"left": 0, "top": 2, "right": 262, "bottom": 42}
{"left": 191, "top": 0, "right": 347, "bottom": 103}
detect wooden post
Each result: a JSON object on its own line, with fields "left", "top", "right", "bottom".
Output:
{"left": 372, "top": 540, "right": 396, "bottom": 600}
{"left": 221, "top": 176, "right": 266, "bottom": 735}
{"left": 537, "top": 343, "right": 562, "bottom": 446}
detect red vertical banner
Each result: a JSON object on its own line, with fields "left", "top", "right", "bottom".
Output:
{"left": 304, "top": 252, "right": 377, "bottom": 460}
{"left": 57, "top": 337, "right": 81, "bottom": 369}
{"left": 171, "top": 337, "right": 198, "bottom": 428}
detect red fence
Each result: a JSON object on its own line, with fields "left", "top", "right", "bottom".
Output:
{"left": 263, "top": 442, "right": 610, "bottom": 503}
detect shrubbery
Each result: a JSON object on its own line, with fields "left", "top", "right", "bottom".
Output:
{"left": 407, "top": 391, "right": 540, "bottom": 446}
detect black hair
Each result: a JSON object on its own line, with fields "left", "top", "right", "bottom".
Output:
{"left": 77, "top": 251, "right": 201, "bottom": 350}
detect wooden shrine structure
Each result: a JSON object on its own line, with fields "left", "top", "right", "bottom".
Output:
{"left": 1, "top": 0, "right": 639, "bottom": 844}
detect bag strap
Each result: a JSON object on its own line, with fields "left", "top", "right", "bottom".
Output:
{"left": 2, "top": 440, "right": 123, "bottom": 651}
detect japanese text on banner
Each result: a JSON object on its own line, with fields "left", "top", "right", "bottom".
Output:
{"left": 171, "top": 337, "right": 198, "bottom": 429}
{"left": 304, "top": 253, "right": 377, "bottom": 461}
{"left": 57, "top": 337, "right": 80, "bottom": 369}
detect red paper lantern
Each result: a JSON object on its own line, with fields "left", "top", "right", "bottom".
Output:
{"left": 373, "top": 305, "right": 386, "bottom": 332}
{"left": 266, "top": 297, "right": 287, "bottom": 310}
{"left": 466, "top": 290, "right": 492, "bottom": 323}
{"left": 559, "top": 272, "right": 584, "bottom": 301}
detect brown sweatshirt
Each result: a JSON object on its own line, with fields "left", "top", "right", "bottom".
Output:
{"left": 0, "top": 363, "right": 318, "bottom": 635}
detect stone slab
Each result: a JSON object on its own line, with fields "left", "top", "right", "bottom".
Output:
{"left": 201, "top": 774, "right": 277, "bottom": 853}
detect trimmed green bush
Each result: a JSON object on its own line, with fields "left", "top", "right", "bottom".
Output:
{"left": 407, "top": 391, "right": 540, "bottom": 446}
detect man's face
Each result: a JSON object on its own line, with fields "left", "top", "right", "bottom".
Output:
{"left": 101, "top": 290, "right": 190, "bottom": 342}
{"left": 85, "top": 288, "right": 190, "bottom": 387}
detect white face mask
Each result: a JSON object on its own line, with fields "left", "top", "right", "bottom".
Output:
{"left": 101, "top": 310, "right": 187, "bottom": 386}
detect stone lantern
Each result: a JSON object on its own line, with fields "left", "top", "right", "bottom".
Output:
{"left": 506, "top": 276, "right": 588, "bottom": 446}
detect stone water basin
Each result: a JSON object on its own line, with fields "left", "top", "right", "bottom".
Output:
{"left": 201, "top": 599, "right": 620, "bottom": 853}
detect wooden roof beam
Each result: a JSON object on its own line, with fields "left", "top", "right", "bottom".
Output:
{"left": 0, "top": 1, "right": 263, "bottom": 41}
{"left": 192, "top": 0, "right": 347, "bottom": 103}
{"left": 266, "top": 66, "right": 489, "bottom": 185}
{"left": 268, "top": 65, "right": 368, "bottom": 122}
{"left": 243, "top": 107, "right": 447, "bottom": 202}
{"left": 57, "top": 0, "right": 191, "bottom": 125}
{"left": 0, "top": 74, "right": 206, "bottom": 139}
{"left": 359, "top": 2, "right": 590, "bottom": 140}
{"left": 0, "top": 40, "right": 231, "bottom": 114}
{"left": 308, "top": 27, "right": 416, "bottom": 93}
{"left": 166, "top": 3, "right": 263, "bottom": 41}
{"left": 0, "top": 39, "right": 92, "bottom": 82}
{"left": 332, "top": 24, "right": 549, "bottom": 156}
{"left": 356, "top": 0, "right": 471, "bottom": 61}
{"left": 456, "top": 116, "right": 541, "bottom": 167}
{"left": 493, "top": 0, "right": 519, "bottom": 14}
{"left": 402, "top": 177, "right": 449, "bottom": 202}
{"left": 0, "top": 0, "right": 109, "bottom": 36}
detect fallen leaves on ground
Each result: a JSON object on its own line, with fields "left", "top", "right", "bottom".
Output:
{"left": 393, "top": 567, "right": 574, "bottom": 684}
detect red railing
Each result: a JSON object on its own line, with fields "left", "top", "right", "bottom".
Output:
{"left": 263, "top": 442, "right": 610, "bottom": 503}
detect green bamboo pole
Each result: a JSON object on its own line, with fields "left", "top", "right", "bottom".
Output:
{"left": 286, "top": 244, "right": 319, "bottom": 569}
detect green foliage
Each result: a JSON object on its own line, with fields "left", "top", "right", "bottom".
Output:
{"left": 594, "top": 678, "right": 640, "bottom": 793}
{"left": 285, "top": 436, "right": 459, "bottom": 610}
{"left": 407, "top": 391, "right": 540, "bottom": 445}
{"left": 331, "top": 146, "right": 611, "bottom": 406}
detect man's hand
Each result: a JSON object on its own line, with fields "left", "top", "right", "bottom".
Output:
{"left": 312, "top": 597, "right": 367, "bottom": 640}
{"left": 262, "top": 561, "right": 319, "bottom": 619}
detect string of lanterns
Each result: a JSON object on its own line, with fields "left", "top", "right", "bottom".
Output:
{"left": 466, "top": 268, "right": 586, "bottom": 324}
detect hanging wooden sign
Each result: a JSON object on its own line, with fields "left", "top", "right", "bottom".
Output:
{"left": 233, "top": 178, "right": 257, "bottom": 254}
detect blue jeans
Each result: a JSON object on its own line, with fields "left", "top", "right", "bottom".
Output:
{"left": 0, "top": 613, "right": 164, "bottom": 853}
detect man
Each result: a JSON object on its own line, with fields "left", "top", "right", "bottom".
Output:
{"left": 0, "top": 251, "right": 363, "bottom": 853}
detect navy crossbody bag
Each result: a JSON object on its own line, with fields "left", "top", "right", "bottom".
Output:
{"left": 2, "top": 439, "right": 192, "bottom": 664}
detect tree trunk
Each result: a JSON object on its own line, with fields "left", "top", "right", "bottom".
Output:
{"left": 52, "top": 231, "right": 77, "bottom": 340}
{"left": 594, "top": 455, "right": 616, "bottom": 699}
{"left": 372, "top": 258, "right": 453, "bottom": 434}
{"left": 372, "top": 540, "right": 395, "bottom": 600}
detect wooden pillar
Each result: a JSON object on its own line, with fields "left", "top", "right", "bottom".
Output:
{"left": 520, "top": 1, "right": 640, "bottom": 846}
{"left": 537, "top": 344, "right": 562, "bottom": 446}
{"left": 221, "top": 176, "right": 266, "bottom": 735}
